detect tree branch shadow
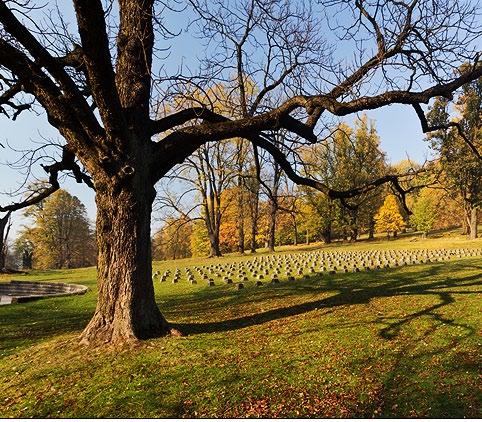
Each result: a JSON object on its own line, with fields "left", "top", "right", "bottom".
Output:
{"left": 173, "top": 268, "right": 482, "bottom": 338}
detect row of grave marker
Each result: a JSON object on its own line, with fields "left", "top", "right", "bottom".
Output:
{"left": 152, "top": 247, "right": 482, "bottom": 290}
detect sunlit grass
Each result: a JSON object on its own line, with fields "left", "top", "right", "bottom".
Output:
{"left": 0, "top": 234, "right": 481, "bottom": 417}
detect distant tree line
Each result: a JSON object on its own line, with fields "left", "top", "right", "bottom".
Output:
{"left": 153, "top": 93, "right": 482, "bottom": 261}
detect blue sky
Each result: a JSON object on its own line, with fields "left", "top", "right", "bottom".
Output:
{"left": 0, "top": 1, "right": 440, "bottom": 236}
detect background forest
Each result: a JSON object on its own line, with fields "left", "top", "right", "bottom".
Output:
{"left": 151, "top": 75, "right": 482, "bottom": 261}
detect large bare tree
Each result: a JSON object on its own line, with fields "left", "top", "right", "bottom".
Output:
{"left": 0, "top": 0, "right": 481, "bottom": 346}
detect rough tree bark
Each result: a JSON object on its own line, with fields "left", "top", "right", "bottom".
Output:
{"left": 22, "top": 250, "right": 33, "bottom": 270}
{"left": 266, "top": 160, "right": 282, "bottom": 252}
{"left": 250, "top": 226, "right": 257, "bottom": 252}
{"left": 80, "top": 176, "right": 170, "bottom": 344}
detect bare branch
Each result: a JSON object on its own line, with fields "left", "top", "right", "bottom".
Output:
{"left": 0, "top": 146, "right": 94, "bottom": 213}
{"left": 72, "top": 0, "right": 126, "bottom": 141}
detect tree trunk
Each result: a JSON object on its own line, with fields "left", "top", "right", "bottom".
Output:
{"left": 321, "top": 223, "right": 331, "bottom": 244}
{"left": 237, "top": 224, "right": 245, "bottom": 253}
{"left": 79, "top": 182, "right": 170, "bottom": 346}
{"left": 237, "top": 178, "right": 245, "bottom": 254}
{"left": 468, "top": 206, "right": 478, "bottom": 239}
{"left": 267, "top": 199, "right": 277, "bottom": 252}
{"left": 22, "top": 250, "right": 33, "bottom": 269}
{"left": 237, "top": 210, "right": 245, "bottom": 254}
{"left": 250, "top": 192, "right": 259, "bottom": 253}
{"left": 368, "top": 218, "right": 375, "bottom": 240}
{"left": 293, "top": 217, "right": 298, "bottom": 246}
{"left": 351, "top": 226, "right": 358, "bottom": 242}
{"left": 0, "top": 212, "right": 11, "bottom": 270}
{"left": 462, "top": 214, "right": 469, "bottom": 235}
{"left": 350, "top": 209, "right": 358, "bottom": 242}
{"left": 203, "top": 199, "right": 222, "bottom": 257}
{"left": 207, "top": 218, "right": 222, "bottom": 257}
{"left": 208, "top": 232, "right": 222, "bottom": 257}
{"left": 322, "top": 233, "right": 331, "bottom": 244}
{"left": 0, "top": 242, "right": 5, "bottom": 270}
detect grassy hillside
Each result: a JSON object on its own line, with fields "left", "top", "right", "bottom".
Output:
{"left": 0, "top": 234, "right": 481, "bottom": 418}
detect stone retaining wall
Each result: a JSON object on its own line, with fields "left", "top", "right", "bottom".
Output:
{"left": 0, "top": 280, "right": 88, "bottom": 305}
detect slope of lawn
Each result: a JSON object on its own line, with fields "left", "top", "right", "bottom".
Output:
{"left": 0, "top": 233, "right": 481, "bottom": 418}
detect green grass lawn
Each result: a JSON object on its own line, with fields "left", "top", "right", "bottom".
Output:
{"left": 0, "top": 234, "right": 481, "bottom": 418}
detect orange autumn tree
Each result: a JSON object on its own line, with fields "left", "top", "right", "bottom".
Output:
{"left": 219, "top": 187, "right": 243, "bottom": 252}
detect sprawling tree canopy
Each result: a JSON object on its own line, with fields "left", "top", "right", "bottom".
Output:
{"left": 0, "top": 0, "right": 480, "bottom": 345}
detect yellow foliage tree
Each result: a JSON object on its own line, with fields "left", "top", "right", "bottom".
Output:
{"left": 23, "top": 189, "right": 95, "bottom": 269}
{"left": 374, "top": 195, "right": 406, "bottom": 238}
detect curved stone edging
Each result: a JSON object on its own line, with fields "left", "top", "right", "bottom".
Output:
{"left": 0, "top": 280, "right": 89, "bottom": 305}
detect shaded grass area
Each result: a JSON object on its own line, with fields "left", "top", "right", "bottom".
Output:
{"left": 0, "top": 268, "right": 97, "bottom": 353}
{"left": 0, "top": 239, "right": 481, "bottom": 418}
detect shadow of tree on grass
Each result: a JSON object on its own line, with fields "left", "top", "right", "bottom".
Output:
{"left": 1, "top": 261, "right": 480, "bottom": 355}
{"left": 172, "top": 263, "right": 481, "bottom": 339}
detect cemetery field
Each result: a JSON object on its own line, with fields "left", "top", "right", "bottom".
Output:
{"left": 0, "top": 235, "right": 481, "bottom": 418}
